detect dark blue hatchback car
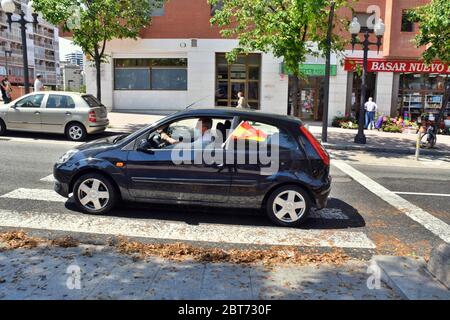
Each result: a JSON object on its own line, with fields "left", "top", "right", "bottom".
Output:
{"left": 54, "top": 108, "right": 331, "bottom": 227}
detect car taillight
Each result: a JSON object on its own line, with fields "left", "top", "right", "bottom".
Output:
{"left": 88, "top": 111, "right": 97, "bottom": 123}
{"left": 299, "top": 125, "right": 330, "bottom": 166}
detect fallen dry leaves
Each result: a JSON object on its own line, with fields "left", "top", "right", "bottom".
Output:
{"left": 115, "top": 236, "right": 351, "bottom": 266}
{"left": 0, "top": 231, "right": 43, "bottom": 250}
{"left": 0, "top": 231, "right": 352, "bottom": 266}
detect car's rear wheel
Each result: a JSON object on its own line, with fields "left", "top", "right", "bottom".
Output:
{"left": 73, "top": 173, "right": 117, "bottom": 215}
{"left": 66, "top": 122, "right": 86, "bottom": 141}
{"left": 0, "top": 119, "right": 7, "bottom": 136}
{"left": 266, "top": 185, "right": 311, "bottom": 227}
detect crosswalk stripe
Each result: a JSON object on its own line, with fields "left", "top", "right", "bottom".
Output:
{"left": 0, "top": 188, "right": 66, "bottom": 203}
{"left": 0, "top": 209, "right": 376, "bottom": 249}
{"left": 40, "top": 175, "right": 55, "bottom": 183}
{"left": 0, "top": 188, "right": 349, "bottom": 221}
{"left": 334, "top": 160, "right": 450, "bottom": 244}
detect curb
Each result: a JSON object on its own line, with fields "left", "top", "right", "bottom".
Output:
{"left": 371, "top": 256, "right": 450, "bottom": 300}
{"left": 323, "top": 143, "right": 450, "bottom": 156}
{"left": 427, "top": 243, "right": 450, "bottom": 289}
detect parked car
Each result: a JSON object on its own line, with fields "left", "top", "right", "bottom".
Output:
{"left": 0, "top": 92, "right": 109, "bottom": 141}
{"left": 53, "top": 108, "right": 331, "bottom": 227}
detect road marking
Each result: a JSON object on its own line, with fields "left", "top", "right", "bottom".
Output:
{"left": 0, "top": 188, "right": 349, "bottom": 221}
{"left": 333, "top": 160, "right": 450, "bottom": 243}
{"left": 0, "top": 188, "right": 66, "bottom": 203}
{"left": 0, "top": 136, "right": 81, "bottom": 146}
{"left": 0, "top": 209, "right": 376, "bottom": 249}
{"left": 393, "top": 191, "right": 450, "bottom": 197}
{"left": 40, "top": 175, "right": 55, "bottom": 183}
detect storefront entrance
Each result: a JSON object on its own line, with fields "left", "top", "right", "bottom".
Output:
{"left": 347, "top": 71, "right": 377, "bottom": 119}
{"left": 298, "top": 77, "right": 325, "bottom": 121}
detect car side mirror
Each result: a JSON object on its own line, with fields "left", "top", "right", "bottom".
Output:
{"left": 11, "top": 104, "right": 17, "bottom": 109}
{"left": 137, "top": 139, "right": 154, "bottom": 154}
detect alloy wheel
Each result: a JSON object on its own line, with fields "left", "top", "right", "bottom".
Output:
{"left": 69, "top": 125, "right": 83, "bottom": 140}
{"left": 77, "top": 178, "right": 110, "bottom": 211}
{"left": 272, "top": 190, "right": 307, "bottom": 223}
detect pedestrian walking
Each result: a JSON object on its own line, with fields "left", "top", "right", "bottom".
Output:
{"left": 364, "top": 97, "right": 378, "bottom": 130}
{"left": 236, "top": 92, "right": 249, "bottom": 108}
{"left": 0, "top": 77, "right": 12, "bottom": 104}
{"left": 34, "top": 74, "right": 44, "bottom": 92}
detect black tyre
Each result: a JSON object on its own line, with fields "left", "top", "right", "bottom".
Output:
{"left": 73, "top": 173, "right": 117, "bottom": 215}
{"left": 266, "top": 185, "right": 311, "bottom": 227}
{"left": 0, "top": 119, "right": 6, "bottom": 136}
{"left": 66, "top": 122, "right": 87, "bottom": 141}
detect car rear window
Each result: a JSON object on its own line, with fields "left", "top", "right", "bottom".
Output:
{"left": 82, "top": 95, "right": 102, "bottom": 108}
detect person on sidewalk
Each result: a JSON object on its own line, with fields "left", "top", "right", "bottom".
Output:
{"left": 34, "top": 74, "right": 44, "bottom": 92}
{"left": 0, "top": 77, "right": 12, "bottom": 104}
{"left": 236, "top": 92, "right": 249, "bottom": 109}
{"left": 364, "top": 97, "right": 378, "bottom": 130}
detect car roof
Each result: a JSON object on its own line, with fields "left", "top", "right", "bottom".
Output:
{"left": 172, "top": 107, "right": 303, "bottom": 125}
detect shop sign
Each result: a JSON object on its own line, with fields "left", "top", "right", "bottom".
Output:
{"left": 280, "top": 63, "right": 337, "bottom": 76}
{"left": 344, "top": 58, "right": 450, "bottom": 74}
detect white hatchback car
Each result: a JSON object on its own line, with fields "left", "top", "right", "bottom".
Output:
{"left": 0, "top": 91, "right": 109, "bottom": 141}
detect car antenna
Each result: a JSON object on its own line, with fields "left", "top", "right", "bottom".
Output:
{"left": 185, "top": 95, "right": 210, "bottom": 109}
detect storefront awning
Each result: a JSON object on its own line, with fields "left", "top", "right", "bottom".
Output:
{"left": 344, "top": 58, "right": 450, "bottom": 74}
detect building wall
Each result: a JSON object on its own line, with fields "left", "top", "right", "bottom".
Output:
{"left": 85, "top": 38, "right": 288, "bottom": 114}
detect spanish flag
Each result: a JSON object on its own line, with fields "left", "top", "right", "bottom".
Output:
{"left": 230, "top": 121, "right": 268, "bottom": 142}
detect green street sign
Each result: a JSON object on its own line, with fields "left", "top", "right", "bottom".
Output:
{"left": 280, "top": 63, "right": 337, "bottom": 76}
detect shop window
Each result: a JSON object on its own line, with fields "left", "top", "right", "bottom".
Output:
{"left": 115, "top": 69, "right": 150, "bottom": 90}
{"left": 114, "top": 58, "right": 187, "bottom": 90}
{"left": 401, "top": 10, "right": 414, "bottom": 32}
{"left": 151, "top": 68, "right": 187, "bottom": 90}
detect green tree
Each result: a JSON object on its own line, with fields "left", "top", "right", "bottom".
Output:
{"left": 409, "top": 0, "right": 450, "bottom": 131}
{"left": 32, "top": 0, "right": 164, "bottom": 101}
{"left": 209, "top": 0, "right": 350, "bottom": 116}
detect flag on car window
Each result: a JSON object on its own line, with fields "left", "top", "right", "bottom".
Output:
{"left": 230, "top": 121, "right": 268, "bottom": 142}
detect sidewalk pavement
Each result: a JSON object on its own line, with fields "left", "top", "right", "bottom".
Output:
{"left": 0, "top": 244, "right": 400, "bottom": 300}
{"left": 106, "top": 112, "right": 450, "bottom": 156}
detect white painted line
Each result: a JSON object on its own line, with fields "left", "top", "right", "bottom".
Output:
{"left": 333, "top": 160, "right": 450, "bottom": 243}
{"left": 0, "top": 188, "right": 66, "bottom": 203}
{"left": 0, "top": 136, "right": 81, "bottom": 146}
{"left": 393, "top": 191, "right": 450, "bottom": 197}
{"left": 0, "top": 209, "right": 376, "bottom": 249}
{"left": 40, "top": 175, "right": 55, "bottom": 183}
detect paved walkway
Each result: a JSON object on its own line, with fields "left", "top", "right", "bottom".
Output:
{"left": 0, "top": 245, "right": 399, "bottom": 300}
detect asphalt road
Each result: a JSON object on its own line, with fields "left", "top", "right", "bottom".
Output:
{"left": 0, "top": 133, "right": 449, "bottom": 259}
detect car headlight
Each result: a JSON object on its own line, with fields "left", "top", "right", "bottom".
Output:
{"left": 57, "top": 149, "right": 79, "bottom": 164}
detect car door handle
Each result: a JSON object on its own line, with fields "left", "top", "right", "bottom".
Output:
{"left": 65, "top": 112, "right": 72, "bottom": 116}
{"left": 34, "top": 111, "right": 40, "bottom": 115}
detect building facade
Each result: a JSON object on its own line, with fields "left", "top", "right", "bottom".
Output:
{"left": 65, "top": 51, "right": 83, "bottom": 68}
{"left": 60, "top": 61, "right": 84, "bottom": 92}
{"left": 0, "top": 0, "right": 60, "bottom": 98}
{"left": 80, "top": 0, "right": 449, "bottom": 122}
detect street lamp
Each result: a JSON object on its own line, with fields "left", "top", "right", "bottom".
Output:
{"left": 1, "top": 0, "right": 39, "bottom": 94}
{"left": 350, "top": 16, "right": 385, "bottom": 144}
{"left": 4, "top": 42, "right": 12, "bottom": 76}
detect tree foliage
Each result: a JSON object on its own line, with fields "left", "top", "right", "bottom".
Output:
{"left": 409, "top": 0, "right": 450, "bottom": 64}
{"left": 32, "top": 0, "right": 164, "bottom": 100}
{"left": 209, "top": 0, "right": 350, "bottom": 78}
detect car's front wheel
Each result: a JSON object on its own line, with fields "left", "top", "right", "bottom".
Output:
{"left": 266, "top": 185, "right": 311, "bottom": 227}
{"left": 73, "top": 173, "right": 117, "bottom": 215}
{"left": 66, "top": 122, "right": 87, "bottom": 141}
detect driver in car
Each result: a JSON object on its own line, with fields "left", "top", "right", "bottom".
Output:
{"left": 156, "top": 126, "right": 179, "bottom": 145}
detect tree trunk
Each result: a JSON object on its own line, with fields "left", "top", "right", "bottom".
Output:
{"left": 95, "top": 58, "right": 102, "bottom": 102}
{"left": 291, "top": 76, "right": 299, "bottom": 117}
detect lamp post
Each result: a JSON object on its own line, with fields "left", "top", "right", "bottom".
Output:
{"left": 349, "top": 16, "right": 385, "bottom": 144}
{"left": 4, "top": 42, "right": 12, "bottom": 76}
{"left": 1, "top": 0, "right": 39, "bottom": 94}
